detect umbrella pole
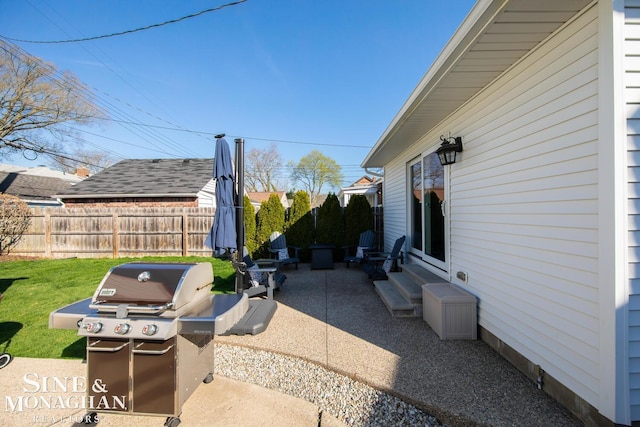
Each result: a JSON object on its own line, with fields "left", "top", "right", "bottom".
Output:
{"left": 234, "top": 138, "right": 245, "bottom": 294}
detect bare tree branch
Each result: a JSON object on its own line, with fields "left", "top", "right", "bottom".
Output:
{"left": 0, "top": 39, "right": 105, "bottom": 160}
{"left": 245, "top": 143, "right": 283, "bottom": 192}
{"left": 0, "top": 194, "right": 31, "bottom": 256}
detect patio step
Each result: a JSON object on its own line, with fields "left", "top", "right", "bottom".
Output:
{"left": 374, "top": 280, "right": 417, "bottom": 317}
{"left": 401, "top": 263, "right": 448, "bottom": 286}
{"left": 387, "top": 272, "right": 423, "bottom": 305}
{"left": 373, "top": 263, "right": 449, "bottom": 319}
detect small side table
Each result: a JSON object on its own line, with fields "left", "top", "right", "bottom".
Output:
{"left": 310, "top": 244, "right": 335, "bottom": 270}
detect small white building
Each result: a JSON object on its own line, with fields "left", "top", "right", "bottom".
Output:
{"left": 362, "top": 1, "right": 639, "bottom": 425}
{"left": 338, "top": 176, "right": 382, "bottom": 207}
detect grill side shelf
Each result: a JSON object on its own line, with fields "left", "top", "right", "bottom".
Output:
{"left": 49, "top": 297, "right": 96, "bottom": 330}
{"left": 178, "top": 293, "right": 248, "bottom": 335}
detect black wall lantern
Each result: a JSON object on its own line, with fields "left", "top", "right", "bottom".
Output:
{"left": 436, "top": 135, "right": 463, "bottom": 166}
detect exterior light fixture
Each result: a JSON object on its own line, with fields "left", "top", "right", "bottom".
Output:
{"left": 436, "top": 135, "right": 463, "bottom": 166}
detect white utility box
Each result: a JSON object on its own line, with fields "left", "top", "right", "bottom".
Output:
{"left": 422, "top": 283, "right": 477, "bottom": 340}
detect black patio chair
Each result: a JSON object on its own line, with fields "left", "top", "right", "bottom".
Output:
{"left": 236, "top": 250, "right": 286, "bottom": 300}
{"left": 363, "top": 235, "right": 406, "bottom": 280}
{"left": 343, "top": 229, "right": 376, "bottom": 268}
{"left": 268, "top": 232, "right": 300, "bottom": 270}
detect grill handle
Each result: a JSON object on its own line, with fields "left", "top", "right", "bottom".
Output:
{"left": 87, "top": 340, "right": 129, "bottom": 353}
{"left": 89, "top": 302, "right": 173, "bottom": 314}
{"left": 132, "top": 342, "right": 174, "bottom": 355}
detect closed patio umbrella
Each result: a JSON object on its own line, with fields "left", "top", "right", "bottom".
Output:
{"left": 206, "top": 136, "right": 237, "bottom": 256}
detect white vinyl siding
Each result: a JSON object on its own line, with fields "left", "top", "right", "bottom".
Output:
{"left": 626, "top": 0, "right": 640, "bottom": 419}
{"left": 376, "top": 8, "right": 604, "bottom": 407}
{"left": 381, "top": 157, "right": 407, "bottom": 251}
{"left": 445, "top": 6, "right": 600, "bottom": 406}
{"left": 197, "top": 179, "right": 216, "bottom": 208}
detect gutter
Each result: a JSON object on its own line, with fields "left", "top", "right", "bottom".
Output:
{"left": 365, "top": 167, "right": 384, "bottom": 177}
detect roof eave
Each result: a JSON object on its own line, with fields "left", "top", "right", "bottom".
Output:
{"left": 362, "top": 0, "right": 500, "bottom": 168}
{"left": 55, "top": 193, "right": 199, "bottom": 199}
{"left": 362, "top": 0, "right": 592, "bottom": 168}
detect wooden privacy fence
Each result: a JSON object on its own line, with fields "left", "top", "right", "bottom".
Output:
{"left": 12, "top": 207, "right": 216, "bottom": 259}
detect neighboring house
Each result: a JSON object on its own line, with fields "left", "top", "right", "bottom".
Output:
{"left": 56, "top": 158, "right": 215, "bottom": 208}
{"left": 338, "top": 176, "right": 382, "bottom": 207}
{"left": 0, "top": 164, "right": 86, "bottom": 207}
{"left": 362, "top": 1, "right": 639, "bottom": 425}
{"left": 247, "top": 191, "right": 289, "bottom": 212}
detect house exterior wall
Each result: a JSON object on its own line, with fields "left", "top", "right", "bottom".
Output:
{"left": 383, "top": 4, "right": 607, "bottom": 413}
{"left": 453, "top": 6, "right": 600, "bottom": 408}
{"left": 339, "top": 187, "right": 379, "bottom": 208}
{"left": 62, "top": 197, "right": 199, "bottom": 208}
{"left": 197, "top": 179, "right": 216, "bottom": 208}
{"left": 380, "top": 159, "right": 407, "bottom": 252}
{"left": 626, "top": 0, "right": 640, "bottom": 420}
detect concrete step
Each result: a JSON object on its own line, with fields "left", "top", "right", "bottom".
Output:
{"left": 386, "top": 272, "right": 423, "bottom": 305}
{"left": 401, "top": 263, "right": 448, "bottom": 286}
{"left": 374, "top": 280, "right": 421, "bottom": 318}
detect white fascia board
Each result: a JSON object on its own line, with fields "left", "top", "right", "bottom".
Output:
{"left": 362, "top": 0, "right": 501, "bottom": 167}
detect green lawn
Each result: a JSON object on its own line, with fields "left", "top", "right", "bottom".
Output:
{"left": 0, "top": 256, "right": 235, "bottom": 359}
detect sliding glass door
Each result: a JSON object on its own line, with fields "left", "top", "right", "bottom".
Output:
{"left": 409, "top": 152, "right": 446, "bottom": 268}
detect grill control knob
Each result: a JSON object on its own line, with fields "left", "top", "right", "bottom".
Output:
{"left": 114, "top": 323, "right": 130, "bottom": 335}
{"left": 142, "top": 324, "right": 158, "bottom": 336}
{"left": 85, "top": 322, "right": 103, "bottom": 333}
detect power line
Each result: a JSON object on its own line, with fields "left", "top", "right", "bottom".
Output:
{"left": 229, "top": 135, "right": 372, "bottom": 149}
{"left": 0, "top": 138, "right": 105, "bottom": 169}
{"left": 25, "top": 0, "right": 207, "bottom": 150}
{"left": 0, "top": 38, "right": 201, "bottom": 159}
{"left": 0, "top": 1, "right": 248, "bottom": 44}
{"left": 69, "top": 113, "right": 374, "bottom": 149}
{"left": 0, "top": 37, "right": 374, "bottom": 168}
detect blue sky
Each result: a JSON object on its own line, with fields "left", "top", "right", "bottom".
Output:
{"left": 0, "top": 0, "right": 476, "bottom": 189}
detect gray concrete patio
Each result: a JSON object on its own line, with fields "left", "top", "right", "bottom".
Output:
{"left": 217, "top": 262, "right": 583, "bottom": 426}
{"left": 0, "top": 262, "right": 584, "bottom": 426}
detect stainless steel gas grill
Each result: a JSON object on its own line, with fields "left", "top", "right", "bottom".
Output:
{"left": 50, "top": 262, "right": 248, "bottom": 427}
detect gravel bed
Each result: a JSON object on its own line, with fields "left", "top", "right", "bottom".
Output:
{"left": 214, "top": 343, "right": 445, "bottom": 427}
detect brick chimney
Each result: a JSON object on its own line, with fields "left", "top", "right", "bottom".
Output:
{"left": 75, "top": 167, "right": 90, "bottom": 178}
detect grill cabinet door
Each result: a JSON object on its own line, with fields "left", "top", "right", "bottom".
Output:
{"left": 86, "top": 338, "right": 130, "bottom": 412}
{"left": 132, "top": 338, "right": 176, "bottom": 415}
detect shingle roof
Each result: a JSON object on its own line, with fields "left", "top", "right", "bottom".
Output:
{"left": 0, "top": 172, "right": 74, "bottom": 201}
{"left": 56, "top": 158, "right": 214, "bottom": 198}
{"left": 248, "top": 191, "right": 286, "bottom": 204}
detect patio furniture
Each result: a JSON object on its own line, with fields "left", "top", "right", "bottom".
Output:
{"left": 363, "top": 235, "right": 406, "bottom": 280}
{"left": 239, "top": 252, "right": 286, "bottom": 300}
{"left": 310, "top": 244, "right": 335, "bottom": 270}
{"left": 343, "top": 229, "right": 376, "bottom": 268}
{"left": 422, "top": 283, "right": 477, "bottom": 340}
{"left": 269, "top": 232, "right": 300, "bottom": 270}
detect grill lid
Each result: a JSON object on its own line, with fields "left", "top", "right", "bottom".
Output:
{"left": 90, "top": 262, "right": 213, "bottom": 315}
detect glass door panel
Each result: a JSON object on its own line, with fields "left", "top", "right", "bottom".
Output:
{"left": 423, "top": 153, "right": 445, "bottom": 262}
{"left": 410, "top": 160, "right": 422, "bottom": 251}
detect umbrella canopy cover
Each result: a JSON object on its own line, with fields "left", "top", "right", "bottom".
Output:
{"left": 206, "top": 137, "right": 237, "bottom": 255}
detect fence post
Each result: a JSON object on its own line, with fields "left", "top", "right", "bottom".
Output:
{"left": 44, "top": 210, "right": 51, "bottom": 258}
{"left": 112, "top": 212, "right": 119, "bottom": 258}
{"left": 182, "top": 212, "right": 189, "bottom": 256}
